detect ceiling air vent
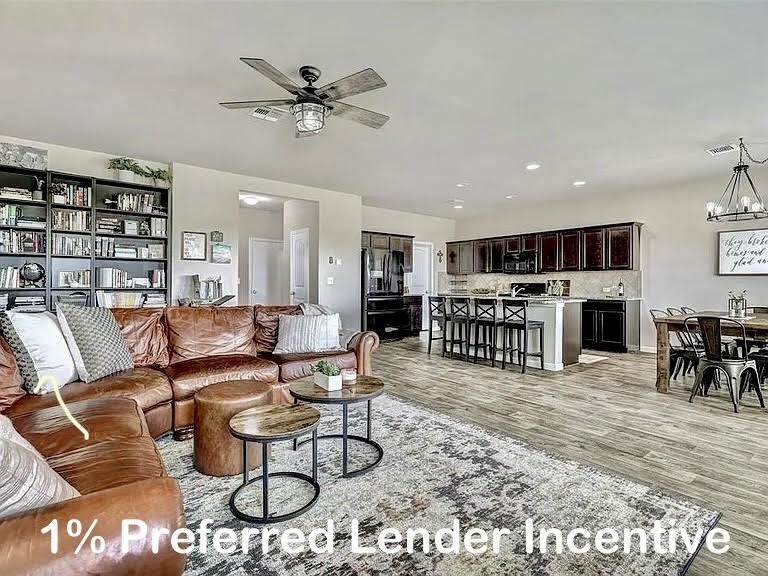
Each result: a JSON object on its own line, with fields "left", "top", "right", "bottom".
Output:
{"left": 250, "top": 107, "right": 284, "bottom": 122}
{"left": 707, "top": 143, "right": 737, "bottom": 156}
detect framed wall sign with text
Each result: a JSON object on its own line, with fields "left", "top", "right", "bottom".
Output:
{"left": 718, "top": 229, "right": 768, "bottom": 275}
{"left": 182, "top": 231, "right": 207, "bottom": 261}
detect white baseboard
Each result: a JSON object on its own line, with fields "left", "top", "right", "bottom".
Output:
{"left": 640, "top": 345, "right": 657, "bottom": 354}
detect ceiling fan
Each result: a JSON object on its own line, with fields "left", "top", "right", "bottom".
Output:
{"left": 220, "top": 58, "right": 389, "bottom": 138}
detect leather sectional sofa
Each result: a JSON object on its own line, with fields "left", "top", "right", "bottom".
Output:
{"left": 0, "top": 304, "right": 379, "bottom": 576}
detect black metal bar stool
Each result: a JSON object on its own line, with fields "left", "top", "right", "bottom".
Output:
{"left": 427, "top": 296, "right": 448, "bottom": 356}
{"left": 500, "top": 299, "right": 544, "bottom": 373}
{"left": 473, "top": 298, "right": 499, "bottom": 366}
{"left": 448, "top": 297, "right": 472, "bottom": 361}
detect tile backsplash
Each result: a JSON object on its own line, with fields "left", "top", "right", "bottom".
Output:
{"left": 438, "top": 270, "right": 642, "bottom": 298}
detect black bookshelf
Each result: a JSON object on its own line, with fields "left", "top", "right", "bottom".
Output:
{"left": 0, "top": 166, "right": 172, "bottom": 309}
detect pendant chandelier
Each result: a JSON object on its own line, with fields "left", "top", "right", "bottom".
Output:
{"left": 706, "top": 138, "right": 768, "bottom": 222}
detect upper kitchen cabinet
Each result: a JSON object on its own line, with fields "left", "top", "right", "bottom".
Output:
{"left": 539, "top": 233, "right": 559, "bottom": 272}
{"left": 582, "top": 228, "right": 605, "bottom": 270}
{"left": 559, "top": 230, "right": 581, "bottom": 271}
{"left": 606, "top": 224, "right": 640, "bottom": 270}
{"left": 459, "top": 241, "right": 474, "bottom": 274}
{"left": 490, "top": 239, "right": 505, "bottom": 272}
{"left": 402, "top": 239, "right": 413, "bottom": 272}
{"left": 522, "top": 235, "right": 538, "bottom": 252}
{"left": 389, "top": 235, "right": 405, "bottom": 252}
{"left": 446, "top": 242, "right": 460, "bottom": 275}
{"left": 361, "top": 232, "right": 371, "bottom": 248}
{"left": 370, "top": 233, "right": 390, "bottom": 249}
{"left": 474, "top": 240, "right": 491, "bottom": 273}
{"left": 506, "top": 236, "right": 521, "bottom": 253}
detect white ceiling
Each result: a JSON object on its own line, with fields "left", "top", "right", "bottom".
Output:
{"left": 1, "top": 2, "right": 767, "bottom": 219}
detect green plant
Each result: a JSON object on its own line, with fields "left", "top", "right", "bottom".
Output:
{"left": 107, "top": 157, "right": 142, "bottom": 172}
{"left": 312, "top": 360, "right": 341, "bottom": 377}
{"left": 144, "top": 166, "right": 172, "bottom": 184}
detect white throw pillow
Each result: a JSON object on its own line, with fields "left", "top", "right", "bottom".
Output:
{"left": 273, "top": 313, "right": 342, "bottom": 354}
{"left": 0, "top": 415, "right": 80, "bottom": 519}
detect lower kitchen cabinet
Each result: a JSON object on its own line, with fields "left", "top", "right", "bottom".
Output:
{"left": 581, "top": 299, "right": 640, "bottom": 353}
{"left": 404, "top": 295, "right": 423, "bottom": 335}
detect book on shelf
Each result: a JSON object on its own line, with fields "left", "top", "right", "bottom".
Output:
{"left": 123, "top": 220, "right": 139, "bottom": 235}
{"left": 0, "top": 188, "right": 34, "bottom": 201}
{"left": 51, "top": 182, "right": 91, "bottom": 207}
{"left": 16, "top": 218, "right": 46, "bottom": 229}
{"left": 53, "top": 234, "right": 91, "bottom": 256}
{"left": 143, "top": 293, "right": 167, "bottom": 308}
{"left": 0, "top": 294, "right": 8, "bottom": 310}
{"left": 95, "top": 267, "right": 165, "bottom": 289}
{"left": 0, "top": 230, "right": 45, "bottom": 253}
{"left": 107, "top": 193, "right": 162, "bottom": 214}
{"left": 58, "top": 270, "right": 90, "bottom": 288}
{"left": 0, "top": 267, "right": 20, "bottom": 288}
{"left": 150, "top": 217, "right": 166, "bottom": 237}
{"left": 52, "top": 209, "right": 89, "bottom": 232}
{"left": 0, "top": 205, "right": 21, "bottom": 226}
{"left": 96, "top": 291, "right": 145, "bottom": 308}
{"left": 148, "top": 244, "right": 164, "bottom": 259}
{"left": 12, "top": 295, "right": 45, "bottom": 312}
{"left": 96, "top": 216, "right": 121, "bottom": 233}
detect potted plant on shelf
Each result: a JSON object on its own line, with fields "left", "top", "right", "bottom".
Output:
{"left": 145, "top": 166, "right": 172, "bottom": 188}
{"left": 107, "top": 157, "right": 142, "bottom": 183}
{"left": 312, "top": 360, "right": 342, "bottom": 391}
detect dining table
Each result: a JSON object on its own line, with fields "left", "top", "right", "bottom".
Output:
{"left": 653, "top": 309, "right": 768, "bottom": 392}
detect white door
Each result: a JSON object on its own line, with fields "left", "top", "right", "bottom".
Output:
{"left": 412, "top": 241, "right": 433, "bottom": 330}
{"left": 289, "top": 228, "right": 310, "bottom": 304}
{"left": 249, "top": 238, "right": 283, "bottom": 305}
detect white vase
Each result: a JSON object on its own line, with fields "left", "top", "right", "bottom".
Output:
{"left": 314, "top": 372, "right": 343, "bottom": 391}
{"left": 116, "top": 169, "right": 135, "bottom": 183}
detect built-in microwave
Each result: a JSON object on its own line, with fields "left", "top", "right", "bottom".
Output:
{"left": 503, "top": 251, "right": 538, "bottom": 274}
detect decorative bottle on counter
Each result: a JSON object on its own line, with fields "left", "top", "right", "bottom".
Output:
{"left": 618, "top": 278, "right": 625, "bottom": 297}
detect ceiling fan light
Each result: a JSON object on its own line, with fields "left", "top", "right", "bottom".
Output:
{"left": 291, "top": 102, "right": 328, "bottom": 133}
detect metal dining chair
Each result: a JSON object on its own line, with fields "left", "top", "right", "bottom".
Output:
{"left": 427, "top": 296, "right": 448, "bottom": 356}
{"left": 650, "top": 309, "right": 689, "bottom": 380}
{"left": 665, "top": 307, "right": 702, "bottom": 379}
{"left": 473, "top": 298, "right": 499, "bottom": 366}
{"left": 685, "top": 316, "right": 764, "bottom": 413}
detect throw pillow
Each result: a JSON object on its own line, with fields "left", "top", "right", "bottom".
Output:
{"left": 0, "top": 311, "right": 78, "bottom": 394}
{"left": 273, "top": 313, "right": 342, "bottom": 354}
{"left": 56, "top": 303, "right": 134, "bottom": 383}
{"left": 0, "top": 435, "right": 80, "bottom": 519}
{"left": 0, "top": 414, "right": 39, "bottom": 454}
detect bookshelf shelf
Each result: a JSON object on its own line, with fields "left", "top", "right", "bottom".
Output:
{"left": 52, "top": 286, "right": 90, "bottom": 291}
{"left": 95, "top": 207, "right": 168, "bottom": 218}
{"left": 96, "top": 287, "right": 166, "bottom": 292}
{"left": 51, "top": 203, "right": 91, "bottom": 211}
{"left": 0, "top": 198, "right": 47, "bottom": 207}
{"left": 0, "top": 287, "right": 45, "bottom": 292}
{"left": 0, "top": 225, "right": 47, "bottom": 232}
{"left": 51, "top": 229, "right": 91, "bottom": 235}
{"left": 95, "top": 232, "right": 167, "bottom": 240}
{"left": 0, "top": 251, "right": 46, "bottom": 257}
{"left": 51, "top": 253, "right": 91, "bottom": 259}
{"left": 95, "top": 256, "right": 167, "bottom": 262}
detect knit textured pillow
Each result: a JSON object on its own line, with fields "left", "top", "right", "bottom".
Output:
{"left": 56, "top": 303, "right": 134, "bottom": 383}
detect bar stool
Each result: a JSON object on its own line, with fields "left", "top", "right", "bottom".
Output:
{"left": 448, "top": 297, "right": 472, "bottom": 362}
{"left": 427, "top": 296, "right": 448, "bottom": 356}
{"left": 500, "top": 300, "right": 544, "bottom": 373}
{"left": 473, "top": 298, "right": 500, "bottom": 366}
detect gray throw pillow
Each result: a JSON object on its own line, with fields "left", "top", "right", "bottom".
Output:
{"left": 273, "top": 313, "right": 342, "bottom": 354}
{"left": 56, "top": 303, "right": 134, "bottom": 383}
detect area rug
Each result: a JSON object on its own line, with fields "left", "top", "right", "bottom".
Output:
{"left": 159, "top": 395, "right": 719, "bottom": 576}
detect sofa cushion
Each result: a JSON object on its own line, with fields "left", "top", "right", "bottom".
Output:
{"left": 163, "top": 354, "right": 279, "bottom": 401}
{"left": 260, "top": 350, "right": 357, "bottom": 382}
{"left": 47, "top": 436, "right": 165, "bottom": 495}
{"left": 4, "top": 367, "right": 172, "bottom": 419}
{"left": 10, "top": 398, "right": 149, "bottom": 458}
{"left": 253, "top": 305, "right": 302, "bottom": 352}
{"left": 0, "top": 336, "right": 24, "bottom": 411}
{"left": 56, "top": 303, "right": 135, "bottom": 383}
{"left": 111, "top": 308, "right": 169, "bottom": 368}
{"left": 166, "top": 306, "right": 257, "bottom": 363}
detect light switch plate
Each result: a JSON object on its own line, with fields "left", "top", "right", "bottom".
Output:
{"left": 327, "top": 277, "right": 334, "bottom": 285}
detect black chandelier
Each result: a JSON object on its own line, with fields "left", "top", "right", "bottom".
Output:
{"left": 706, "top": 138, "right": 768, "bottom": 222}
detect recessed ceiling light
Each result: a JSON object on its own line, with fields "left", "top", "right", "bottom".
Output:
{"left": 456, "top": 183, "right": 468, "bottom": 188}
{"left": 505, "top": 195, "right": 514, "bottom": 199}
{"left": 573, "top": 181, "right": 586, "bottom": 187}
{"left": 454, "top": 204, "right": 464, "bottom": 209}
{"left": 242, "top": 197, "right": 260, "bottom": 205}
{"left": 526, "top": 163, "right": 541, "bottom": 171}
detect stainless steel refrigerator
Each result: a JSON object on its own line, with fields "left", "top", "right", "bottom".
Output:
{"left": 361, "top": 247, "right": 406, "bottom": 338}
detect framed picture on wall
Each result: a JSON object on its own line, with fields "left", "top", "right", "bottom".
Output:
{"left": 718, "top": 229, "right": 768, "bottom": 275}
{"left": 211, "top": 242, "right": 232, "bottom": 264}
{"left": 182, "top": 231, "right": 206, "bottom": 261}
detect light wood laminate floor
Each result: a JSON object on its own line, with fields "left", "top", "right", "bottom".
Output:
{"left": 373, "top": 336, "right": 768, "bottom": 576}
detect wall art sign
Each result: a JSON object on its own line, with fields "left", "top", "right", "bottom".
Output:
{"left": 0, "top": 142, "right": 48, "bottom": 170}
{"left": 210, "top": 230, "right": 224, "bottom": 242}
{"left": 718, "top": 229, "right": 768, "bottom": 275}
{"left": 210, "top": 242, "right": 232, "bottom": 264}
{"left": 182, "top": 231, "right": 207, "bottom": 261}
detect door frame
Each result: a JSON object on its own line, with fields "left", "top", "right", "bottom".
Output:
{"left": 412, "top": 240, "right": 434, "bottom": 330}
{"left": 248, "top": 237, "right": 283, "bottom": 306}
{"left": 289, "top": 227, "right": 310, "bottom": 304}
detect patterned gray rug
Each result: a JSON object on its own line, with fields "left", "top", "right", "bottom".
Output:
{"left": 159, "top": 394, "right": 719, "bottom": 575}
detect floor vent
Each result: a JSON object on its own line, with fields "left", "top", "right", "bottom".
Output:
{"left": 250, "top": 107, "right": 284, "bottom": 122}
{"left": 707, "top": 143, "right": 737, "bottom": 156}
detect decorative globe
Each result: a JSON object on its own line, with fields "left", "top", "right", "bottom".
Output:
{"left": 20, "top": 262, "right": 45, "bottom": 285}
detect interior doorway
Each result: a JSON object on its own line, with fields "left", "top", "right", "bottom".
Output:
{"left": 411, "top": 241, "right": 433, "bottom": 330}
{"left": 289, "top": 227, "right": 310, "bottom": 304}
{"left": 248, "top": 238, "right": 283, "bottom": 305}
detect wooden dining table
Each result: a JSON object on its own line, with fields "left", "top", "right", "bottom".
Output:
{"left": 653, "top": 310, "right": 768, "bottom": 392}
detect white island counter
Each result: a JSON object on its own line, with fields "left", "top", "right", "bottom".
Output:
{"left": 437, "top": 294, "right": 585, "bottom": 371}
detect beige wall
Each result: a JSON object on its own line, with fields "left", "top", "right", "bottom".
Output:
{"left": 455, "top": 175, "right": 768, "bottom": 350}
{"left": 237, "top": 207, "right": 283, "bottom": 304}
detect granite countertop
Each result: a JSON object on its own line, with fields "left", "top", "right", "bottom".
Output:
{"left": 438, "top": 293, "right": 586, "bottom": 304}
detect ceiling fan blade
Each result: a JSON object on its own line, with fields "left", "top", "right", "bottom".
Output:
{"left": 315, "top": 68, "right": 386, "bottom": 101}
{"left": 329, "top": 101, "right": 389, "bottom": 129}
{"left": 219, "top": 99, "right": 295, "bottom": 109}
{"left": 240, "top": 58, "right": 307, "bottom": 96}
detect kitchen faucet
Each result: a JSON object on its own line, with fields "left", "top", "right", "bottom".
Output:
{"left": 510, "top": 285, "right": 526, "bottom": 297}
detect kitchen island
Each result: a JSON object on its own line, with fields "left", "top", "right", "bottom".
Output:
{"left": 438, "top": 294, "right": 584, "bottom": 371}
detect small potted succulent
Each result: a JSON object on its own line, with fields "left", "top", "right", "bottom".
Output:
{"left": 312, "top": 360, "right": 342, "bottom": 391}
{"left": 107, "top": 157, "right": 142, "bottom": 183}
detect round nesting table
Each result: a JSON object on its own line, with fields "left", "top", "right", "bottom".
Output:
{"left": 229, "top": 403, "right": 321, "bottom": 524}
{"left": 289, "top": 375, "right": 384, "bottom": 478}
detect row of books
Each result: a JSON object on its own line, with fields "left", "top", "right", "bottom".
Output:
{"left": 95, "top": 216, "right": 166, "bottom": 237}
{"left": 95, "top": 267, "right": 166, "bottom": 289}
{"left": 52, "top": 209, "right": 89, "bottom": 232}
{"left": 0, "top": 187, "right": 35, "bottom": 201}
{"left": 93, "top": 238, "right": 164, "bottom": 259}
{"left": 13, "top": 295, "right": 45, "bottom": 312}
{"left": 0, "top": 266, "right": 24, "bottom": 288}
{"left": 52, "top": 234, "right": 90, "bottom": 256}
{"left": 95, "top": 216, "right": 120, "bottom": 233}
{"left": 111, "top": 193, "right": 159, "bottom": 214}
{"left": 95, "top": 291, "right": 167, "bottom": 308}
{"left": 0, "top": 231, "right": 45, "bottom": 253}
{"left": 58, "top": 270, "right": 91, "bottom": 288}
{"left": 51, "top": 183, "right": 91, "bottom": 207}
{"left": 143, "top": 293, "right": 167, "bottom": 308}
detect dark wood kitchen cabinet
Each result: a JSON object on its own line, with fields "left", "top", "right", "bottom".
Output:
{"left": 402, "top": 239, "right": 413, "bottom": 273}
{"left": 523, "top": 234, "right": 538, "bottom": 252}
{"left": 539, "top": 233, "right": 559, "bottom": 272}
{"left": 403, "top": 295, "right": 423, "bottom": 335}
{"left": 370, "top": 233, "right": 390, "bottom": 250}
{"left": 490, "top": 238, "right": 505, "bottom": 272}
{"left": 389, "top": 235, "right": 405, "bottom": 252}
{"left": 446, "top": 242, "right": 460, "bottom": 275}
{"left": 582, "top": 299, "right": 640, "bottom": 353}
{"left": 606, "top": 224, "right": 636, "bottom": 270}
{"left": 559, "top": 230, "right": 581, "bottom": 271}
{"left": 474, "top": 240, "right": 490, "bottom": 273}
{"left": 361, "top": 232, "right": 371, "bottom": 248}
{"left": 582, "top": 228, "right": 605, "bottom": 270}
{"left": 458, "top": 241, "right": 474, "bottom": 274}
{"left": 506, "top": 236, "right": 521, "bottom": 253}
